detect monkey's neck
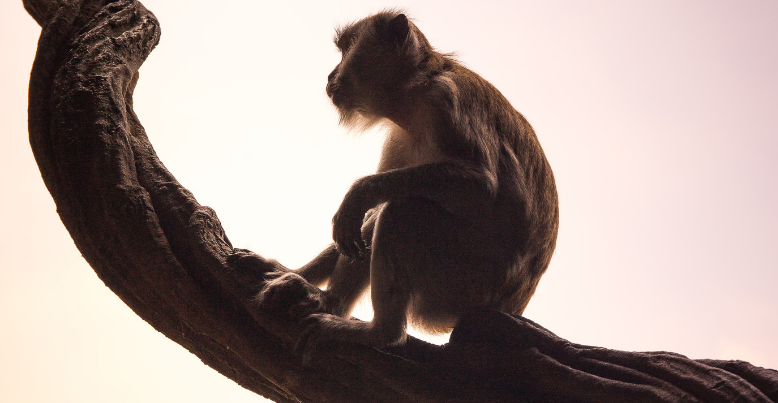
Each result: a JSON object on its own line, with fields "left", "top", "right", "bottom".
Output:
{"left": 384, "top": 96, "right": 442, "bottom": 143}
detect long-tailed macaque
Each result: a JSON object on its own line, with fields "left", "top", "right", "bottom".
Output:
{"left": 259, "top": 10, "right": 558, "bottom": 355}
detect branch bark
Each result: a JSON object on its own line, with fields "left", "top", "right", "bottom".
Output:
{"left": 24, "top": 0, "right": 778, "bottom": 402}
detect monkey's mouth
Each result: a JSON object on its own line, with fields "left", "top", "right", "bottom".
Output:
{"left": 326, "top": 80, "right": 338, "bottom": 99}
{"left": 327, "top": 86, "right": 346, "bottom": 108}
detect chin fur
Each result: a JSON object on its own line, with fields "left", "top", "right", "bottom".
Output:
{"left": 338, "top": 108, "right": 386, "bottom": 134}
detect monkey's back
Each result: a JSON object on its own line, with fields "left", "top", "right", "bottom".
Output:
{"left": 412, "top": 61, "right": 559, "bottom": 322}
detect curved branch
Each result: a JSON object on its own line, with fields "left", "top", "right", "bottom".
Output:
{"left": 24, "top": 1, "right": 778, "bottom": 402}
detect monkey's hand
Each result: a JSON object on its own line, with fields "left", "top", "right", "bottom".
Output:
{"left": 332, "top": 180, "right": 373, "bottom": 259}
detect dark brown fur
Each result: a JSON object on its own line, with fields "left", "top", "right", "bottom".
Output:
{"left": 260, "top": 11, "right": 558, "bottom": 352}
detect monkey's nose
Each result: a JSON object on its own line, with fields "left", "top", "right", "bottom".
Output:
{"left": 326, "top": 67, "right": 340, "bottom": 98}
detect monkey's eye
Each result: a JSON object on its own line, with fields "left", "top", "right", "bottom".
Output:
{"left": 334, "top": 29, "right": 355, "bottom": 51}
{"left": 334, "top": 36, "right": 347, "bottom": 51}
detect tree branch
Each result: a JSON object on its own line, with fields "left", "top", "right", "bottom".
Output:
{"left": 24, "top": 0, "right": 778, "bottom": 402}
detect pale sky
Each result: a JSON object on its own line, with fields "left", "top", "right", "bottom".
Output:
{"left": 1, "top": 1, "right": 776, "bottom": 402}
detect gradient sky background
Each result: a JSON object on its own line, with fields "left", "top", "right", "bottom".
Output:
{"left": 1, "top": 0, "right": 776, "bottom": 402}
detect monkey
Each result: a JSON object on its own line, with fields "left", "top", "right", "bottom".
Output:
{"left": 258, "top": 10, "right": 559, "bottom": 356}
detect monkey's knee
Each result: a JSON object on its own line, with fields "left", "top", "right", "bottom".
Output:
{"left": 373, "top": 198, "right": 446, "bottom": 245}
{"left": 371, "top": 198, "right": 457, "bottom": 272}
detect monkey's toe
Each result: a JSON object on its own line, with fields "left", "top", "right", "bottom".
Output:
{"left": 295, "top": 313, "right": 340, "bottom": 365}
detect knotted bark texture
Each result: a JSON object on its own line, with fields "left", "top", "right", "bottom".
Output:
{"left": 24, "top": 0, "right": 778, "bottom": 402}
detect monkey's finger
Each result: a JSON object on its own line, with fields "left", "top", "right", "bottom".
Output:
{"left": 226, "top": 249, "right": 262, "bottom": 269}
{"left": 344, "top": 245, "right": 360, "bottom": 260}
{"left": 346, "top": 239, "right": 369, "bottom": 260}
{"left": 334, "top": 234, "right": 361, "bottom": 259}
{"left": 256, "top": 272, "right": 311, "bottom": 313}
{"left": 354, "top": 240, "right": 369, "bottom": 260}
{"left": 295, "top": 314, "right": 332, "bottom": 366}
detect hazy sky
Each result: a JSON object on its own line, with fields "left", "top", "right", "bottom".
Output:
{"left": 2, "top": 1, "right": 776, "bottom": 402}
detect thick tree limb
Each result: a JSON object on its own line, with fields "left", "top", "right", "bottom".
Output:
{"left": 24, "top": 0, "right": 778, "bottom": 402}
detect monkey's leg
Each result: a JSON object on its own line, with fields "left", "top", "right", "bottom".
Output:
{"left": 259, "top": 209, "right": 377, "bottom": 319}
{"left": 296, "top": 206, "right": 377, "bottom": 289}
{"left": 320, "top": 255, "right": 370, "bottom": 317}
{"left": 332, "top": 162, "right": 497, "bottom": 259}
{"left": 263, "top": 251, "right": 370, "bottom": 319}
{"left": 296, "top": 200, "right": 416, "bottom": 360}
{"left": 367, "top": 196, "right": 472, "bottom": 339}
{"left": 361, "top": 200, "right": 414, "bottom": 346}
{"left": 320, "top": 209, "right": 377, "bottom": 317}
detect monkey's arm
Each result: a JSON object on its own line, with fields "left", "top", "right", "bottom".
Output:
{"left": 294, "top": 244, "right": 341, "bottom": 286}
{"left": 333, "top": 162, "right": 498, "bottom": 257}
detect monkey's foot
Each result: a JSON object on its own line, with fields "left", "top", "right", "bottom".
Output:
{"left": 294, "top": 313, "right": 371, "bottom": 365}
{"left": 257, "top": 272, "right": 328, "bottom": 320}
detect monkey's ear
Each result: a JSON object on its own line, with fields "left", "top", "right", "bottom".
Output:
{"left": 388, "top": 13, "right": 423, "bottom": 63}
{"left": 387, "top": 13, "right": 411, "bottom": 46}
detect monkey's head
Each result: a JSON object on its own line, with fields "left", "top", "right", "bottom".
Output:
{"left": 327, "top": 11, "right": 439, "bottom": 128}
